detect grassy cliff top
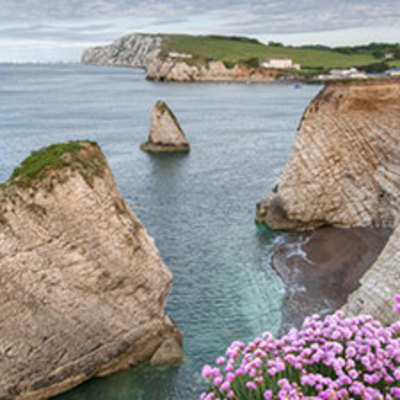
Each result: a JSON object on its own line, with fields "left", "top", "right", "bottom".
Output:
{"left": 160, "top": 34, "right": 400, "bottom": 70}
{"left": 3, "top": 141, "right": 103, "bottom": 188}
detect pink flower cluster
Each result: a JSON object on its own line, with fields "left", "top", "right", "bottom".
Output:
{"left": 200, "top": 296, "right": 400, "bottom": 400}
{"left": 394, "top": 295, "right": 400, "bottom": 314}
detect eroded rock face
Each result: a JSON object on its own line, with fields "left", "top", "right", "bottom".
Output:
{"left": 256, "top": 80, "right": 400, "bottom": 231}
{"left": 81, "top": 34, "right": 162, "bottom": 67}
{"left": 0, "top": 141, "right": 182, "bottom": 399}
{"left": 342, "top": 224, "right": 400, "bottom": 326}
{"left": 141, "top": 100, "right": 190, "bottom": 153}
{"left": 146, "top": 57, "right": 281, "bottom": 82}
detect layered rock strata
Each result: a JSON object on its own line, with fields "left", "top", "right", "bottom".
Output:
{"left": 256, "top": 79, "right": 400, "bottom": 326}
{"left": 342, "top": 224, "right": 400, "bottom": 326}
{"left": 256, "top": 79, "right": 400, "bottom": 231}
{"left": 0, "top": 141, "right": 182, "bottom": 399}
{"left": 141, "top": 100, "right": 190, "bottom": 153}
{"left": 146, "top": 57, "right": 281, "bottom": 82}
{"left": 81, "top": 33, "right": 283, "bottom": 82}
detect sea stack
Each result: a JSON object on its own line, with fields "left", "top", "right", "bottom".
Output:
{"left": 0, "top": 141, "right": 182, "bottom": 399}
{"left": 140, "top": 100, "right": 190, "bottom": 153}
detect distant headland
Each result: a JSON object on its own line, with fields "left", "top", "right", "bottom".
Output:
{"left": 82, "top": 33, "right": 400, "bottom": 82}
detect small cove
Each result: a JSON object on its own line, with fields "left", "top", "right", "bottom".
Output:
{"left": 0, "top": 63, "right": 390, "bottom": 399}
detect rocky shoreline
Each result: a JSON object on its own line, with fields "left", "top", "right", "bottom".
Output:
{"left": 257, "top": 79, "right": 400, "bottom": 326}
{"left": 81, "top": 33, "right": 291, "bottom": 83}
{"left": 145, "top": 57, "right": 282, "bottom": 82}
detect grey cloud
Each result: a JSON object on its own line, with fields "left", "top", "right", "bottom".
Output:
{"left": 0, "top": 0, "right": 400, "bottom": 40}
{"left": 0, "top": 0, "right": 399, "bottom": 34}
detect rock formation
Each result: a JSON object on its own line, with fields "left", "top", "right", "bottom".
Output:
{"left": 256, "top": 79, "right": 400, "bottom": 231}
{"left": 81, "top": 34, "right": 162, "bottom": 67}
{"left": 146, "top": 57, "right": 281, "bottom": 82}
{"left": 342, "top": 224, "right": 400, "bottom": 326}
{"left": 0, "top": 141, "right": 182, "bottom": 399}
{"left": 256, "top": 79, "right": 400, "bottom": 326}
{"left": 141, "top": 100, "right": 190, "bottom": 153}
{"left": 81, "top": 33, "right": 283, "bottom": 82}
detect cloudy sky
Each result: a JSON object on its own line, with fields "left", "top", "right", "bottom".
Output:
{"left": 1, "top": 0, "right": 399, "bottom": 62}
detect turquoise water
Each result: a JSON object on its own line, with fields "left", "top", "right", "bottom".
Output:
{"left": 0, "top": 64, "right": 321, "bottom": 399}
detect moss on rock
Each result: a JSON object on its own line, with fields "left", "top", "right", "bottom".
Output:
{"left": 3, "top": 141, "right": 103, "bottom": 189}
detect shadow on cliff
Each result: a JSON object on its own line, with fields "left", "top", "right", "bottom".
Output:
{"left": 267, "top": 226, "right": 392, "bottom": 335}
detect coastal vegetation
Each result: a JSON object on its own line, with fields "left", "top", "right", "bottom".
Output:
{"left": 201, "top": 296, "right": 400, "bottom": 400}
{"left": 4, "top": 141, "right": 101, "bottom": 188}
{"left": 160, "top": 35, "right": 400, "bottom": 71}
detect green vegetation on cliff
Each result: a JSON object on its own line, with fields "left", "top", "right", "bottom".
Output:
{"left": 160, "top": 35, "right": 399, "bottom": 70}
{"left": 3, "top": 141, "right": 102, "bottom": 188}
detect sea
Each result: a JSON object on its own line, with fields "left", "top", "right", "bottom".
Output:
{"left": 0, "top": 63, "right": 323, "bottom": 399}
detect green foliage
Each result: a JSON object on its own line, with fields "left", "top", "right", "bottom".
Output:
{"left": 223, "top": 60, "right": 235, "bottom": 69}
{"left": 240, "top": 57, "right": 260, "bottom": 68}
{"left": 358, "top": 62, "right": 390, "bottom": 73}
{"left": 207, "top": 35, "right": 261, "bottom": 45}
{"left": 372, "top": 50, "right": 385, "bottom": 59}
{"left": 160, "top": 34, "right": 386, "bottom": 69}
{"left": 268, "top": 41, "right": 284, "bottom": 47}
{"left": 5, "top": 141, "right": 100, "bottom": 188}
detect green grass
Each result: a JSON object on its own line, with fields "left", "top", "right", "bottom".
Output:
{"left": 160, "top": 35, "right": 382, "bottom": 69}
{"left": 4, "top": 141, "right": 100, "bottom": 188}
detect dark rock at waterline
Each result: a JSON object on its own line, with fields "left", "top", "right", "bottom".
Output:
{"left": 272, "top": 226, "right": 392, "bottom": 332}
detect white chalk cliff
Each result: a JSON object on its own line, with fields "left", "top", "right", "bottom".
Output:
{"left": 81, "top": 34, "right": 162, "bottom": 67}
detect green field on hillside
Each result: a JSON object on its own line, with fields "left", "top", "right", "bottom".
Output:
{"left": 160, "top": 35, "right": 391, "bottom": 70}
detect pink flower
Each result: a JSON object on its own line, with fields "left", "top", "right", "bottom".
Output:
{"left": 246, "top": 381, "right": 257, "bottom": 391}
{"left": 263, "top": 390, "right": 273, "bottom": 400}
{"left": 219, "top": 381, "right": 230, "bottom": 392}
{"left": 202, "top": 365, "right": 213, "bottom": 379}
{"left": 216, "top": 357, "right": 225, "bottom": 366}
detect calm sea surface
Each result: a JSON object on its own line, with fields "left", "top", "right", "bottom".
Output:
{"left": 0, "top": 64, "right": 321, "bottom": 400}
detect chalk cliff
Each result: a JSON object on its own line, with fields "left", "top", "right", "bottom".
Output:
{"left": 82, "top": 34, "right": 283, "bottom": 82}
{"left": 0, "top": 141, "right": 182, "bottom": 399}
{"left": 146, "top": 57, "right": 281, "bottom": 82}
{"left": 81, "top": 34, "right": 162, "bottom": 67}
{"left": 256, "top": 80, "right": 400, "bottom": 230}
{"left": 141, "top": 100, "right": 190, "bottom": 153}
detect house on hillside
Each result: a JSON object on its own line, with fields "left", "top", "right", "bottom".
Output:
{"left": 329, "top": 68, "right": 366, "bottom": 79}
{"left": 261, "top": 57, "right": 301, "bottom": 70}
{"left": 316, "top": 67, "right": 367, "bottom": 81}
{"left": 387, "top": 68, "right": 400, "bottom": 77}
{"left": 168, "top": 52, "right": 193, "bottom": 59}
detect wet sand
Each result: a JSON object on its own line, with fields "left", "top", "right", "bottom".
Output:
{"left": 272, "top": 226, "right": 392, "bottom": 332}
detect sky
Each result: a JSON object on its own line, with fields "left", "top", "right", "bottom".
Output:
{"left": 0, "top": 0, "right": 399, "bottom": 62}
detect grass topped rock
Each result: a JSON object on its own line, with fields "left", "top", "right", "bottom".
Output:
{"left": 3, "top": 140, "right": 103, "bottom": 189}
{"left": 140, "top": 100, "right": 190, "bottom": 153}
{"left": 0, "top": 140, "right": 182, "bottom": 399}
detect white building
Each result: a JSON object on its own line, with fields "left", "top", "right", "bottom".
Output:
{"left": 168, "top": 52, "right": 193, "bottom": 59}
{"left": 328, "top": 68, "right": 366, "bottom": 79}
{"left": 261, "top": 57, "right": 301, "bottom": 70}
{"left": 387, "top": 68, "right": 400, "bottom": 77}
